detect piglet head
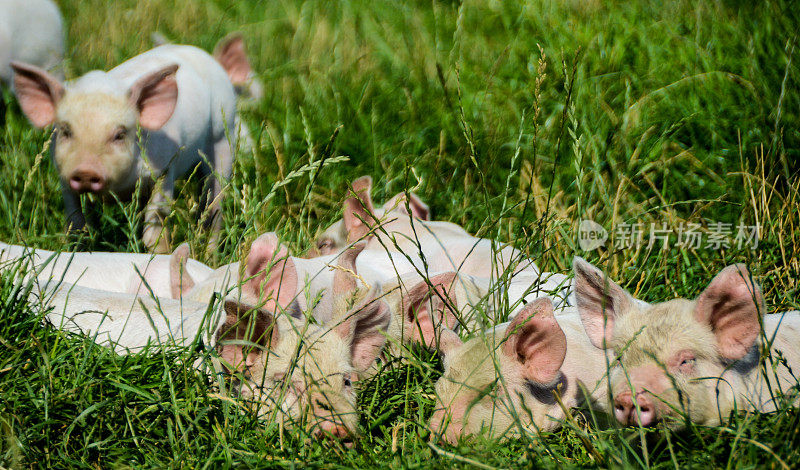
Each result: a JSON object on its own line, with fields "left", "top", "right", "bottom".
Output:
{"left": 12, "top": 61, "right": 179, "bottom": 195}
{"left": 573, "top": 257, "right": 765, "bottom": 427}
{"left": 217, "top": 294, "right": 389, "bottom": 444}
{"left": 428, "top": 297, "right": 568, "bottom": 443}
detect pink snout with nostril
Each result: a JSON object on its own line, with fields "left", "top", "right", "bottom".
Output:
{"left": 69, "top": 169, "right": 106, "bottom": 193}
{"left": 614, "top": 391, "right": 656, "bottom": 427}
{"left": 316, "top": 420, "right": 350, "bottom": 439}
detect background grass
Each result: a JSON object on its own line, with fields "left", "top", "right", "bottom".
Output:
{"left": 1, "top": 0, "right": 799, "bottom": 467}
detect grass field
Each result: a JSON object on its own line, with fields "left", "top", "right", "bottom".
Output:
{"left": 1, "top": 0, "right": 799, "bottom": 467}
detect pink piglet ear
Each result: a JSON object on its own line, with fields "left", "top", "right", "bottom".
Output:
{"left": 384, "top": 192, "right": 430, "bottom": 220}
{"left": 403, "top": 272, "right": 462, "bottom": 355}
{"left": 572, "top": 257, "right": 634, "bottom": 349}
{"left": 243, "top": 232, "right": 297, "bottom": 312}
{"left": 694, "top": 264, "right": 764, "bottom": 360}
{"left": 169, "top": 242, "right": 195, "bottom": 299}
{"left": 11, "top": 61, "right": 65, "bottom": 128}
{"left": 502, "top": 297, "right": 566, "bottom": 384}
{"left": 129, "top": 64, "right": 179, "bottom": 130}
{"left": 215, "top": 300, "right": 279, "bottom": 373}
{"left": 213, "top": 33, "right": 252, "bottom": 85}
{"left": 406, "top": 193, "right": 430, "bottom": 220}
{"left": 334, "top": 291, "right": 392, "bottom": 371}
{"left": 343, "top": 176, "right": 376, "bottom": 242}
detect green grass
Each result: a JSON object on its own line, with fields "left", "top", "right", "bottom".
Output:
{"left": 1, "top": 0, "right": 799, "bottom": 467}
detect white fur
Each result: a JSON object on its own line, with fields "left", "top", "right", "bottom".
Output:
{"left": 0, "top": 0, "right": 64, "bottom": 85}
{"left": 1, "top": 241, "right": 213, "bottom": 298}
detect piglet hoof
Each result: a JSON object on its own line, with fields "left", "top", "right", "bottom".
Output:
{"left": 143, "top": 224, "right": 171, "bottom": 254}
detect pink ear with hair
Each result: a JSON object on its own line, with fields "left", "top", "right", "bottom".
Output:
{"left": 213, "top": 33, "right": 252, "bottom": 85}
{"left": 694, "top": 264, "right": 764, "bottom": 360}
{"left": 129, "top": 64, "right": 179, "bottom": 130}
{"left": 406, "top": 193, "right": 430, "bottom": 220}
{"left": 385, "top": 192, "right": 431, "bottom": 220}
{"left": 11, "top": 62, "right": 65, "bottom": 128}
{"left": 343, "top": 176, "right": 376, "bottom": 242}
{"left": 573, "top": 257, "right": 634, "bottom": 349}
{"left": 502, "top": 297, "right": 566, "bottom": 384}
{"left": 334, "top": 296, "right": 391, "bottom": 371}
{"left": 169, "top": 242, "right": 195, "bottom": 299}
{"left": 244, "top": 233, "right": 297, "bottom": 312}
{"left": 216, "top": 300, "right": 278, "bottom": 373}
{"left": 403, "top": 272, "right": 461, "bottom": 354}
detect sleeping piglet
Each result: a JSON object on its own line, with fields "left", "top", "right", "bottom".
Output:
{"left": 11, "top": 44, "right": 237, "bottom": 252}
{"left": 573, "top": 257, "right": 800, "bottom": 428}
{"left": 1, "top": 241, "right": 213, "bottom": 299}
{"left": 407, "top": 292, "right": 611, "bottom": 443}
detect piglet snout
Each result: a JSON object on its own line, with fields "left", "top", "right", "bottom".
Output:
{"left": 314, "top": 420, "right": 353, "bottom": 447}
{"left": 69, "top": 169, "right": 106, "bottom": 193}
{"left": 614, "top": 392, "right": 656, "bottom": 427}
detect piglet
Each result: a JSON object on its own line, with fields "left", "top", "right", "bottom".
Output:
{"left": 314, "top": 176, "right": 539, "bottom": 279}
{"left": 573, "top": 257, "right": 800, "bottom": 427}
{"left": 312, "top": 175, "right": 430, "bottom": 256}
{"left": 1, "top": 241, "right": 213, "bottom": 299}
{"left": 212, "top": 288, "right": 391, "bottom": 442}
{"left": 403, "top": 288, "right": 611, "bottom": 442}
{"left": 11, "top": 44, "right": 237, "bottom": 252}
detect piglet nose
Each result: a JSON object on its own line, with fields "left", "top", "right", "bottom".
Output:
{"left": 614, "top": 392, "right": 656, "bottom": 427}
{"left": 316, "top": 420, "right": 351, "bottom": 440}
{"left": 69, "top": 169, "right": 105, "bottom": 193}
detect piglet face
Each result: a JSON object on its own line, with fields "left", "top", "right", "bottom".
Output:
{"left": 607, "top": 299, "right": 724, "bottom": 427}
{"left": 216, "top": 294, "right": 389, "bottom": 443}
{"left": 12, "top": 62, "right": 179, "bottom": 196}
{"left": 427, "top": 298, "right": 568, "bottom": 442}
{"left": 53, "top": 92, "right": 140, "bottom": 194}
{"left": 573, "top": 258, "right": 765, "bottom": 427}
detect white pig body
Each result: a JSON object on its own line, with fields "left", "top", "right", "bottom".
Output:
{"left": 31, "top": 281, "right": 222, "bottom": 352}
{"left": 1, "top": 241, "right": 213, "bottom": 298}
{"left": 0, "top": 0, "right": 64, "bottom": 86}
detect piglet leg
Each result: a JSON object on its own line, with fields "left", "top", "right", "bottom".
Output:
{"left": 142, "top": 178, "right": 173, "bottom": 254}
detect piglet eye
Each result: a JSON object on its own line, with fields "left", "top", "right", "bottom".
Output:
{"left": 59, "top": 124, "right": 72, "bottom": 139}
{"left": 677, "top": 354, "right": 696, "bottom": 373}
{"left": 112, "top": 128, "right": 127, "bottom": 142}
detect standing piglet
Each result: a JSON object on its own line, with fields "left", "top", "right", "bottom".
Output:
{"left": 11, "top": 44, "right": 237, "bottom": 252}
{"left": 0, "top": 0, "right": 64, "bottom": 124}
{"left": 573, "top": 257, "right": 800, "bottom": 427}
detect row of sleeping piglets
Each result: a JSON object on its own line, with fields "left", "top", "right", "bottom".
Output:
{"left": 4, "top": 0, "right": 261, "bottom": 253}
{"left": 14, "top": 175, "right": 799, "bottom": 443}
